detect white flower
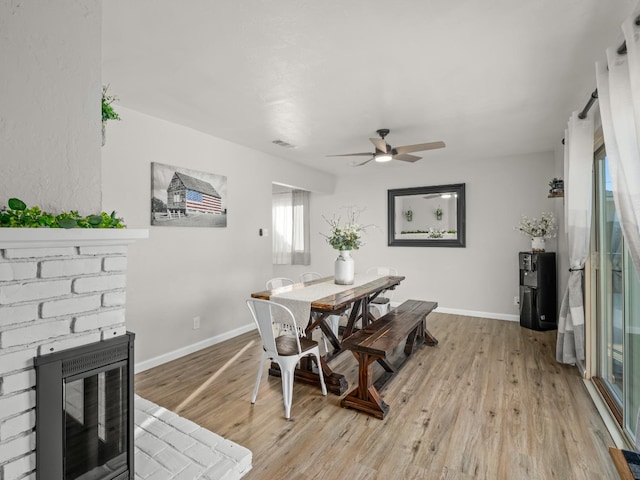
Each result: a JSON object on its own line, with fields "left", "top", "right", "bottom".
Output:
{"left": 516, "top": 212, "right": 556, "bottom": 239}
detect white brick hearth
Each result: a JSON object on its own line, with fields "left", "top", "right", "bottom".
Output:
{"left": 135, "top": 396, "right": 251, "bottom": 480}
{"left": 0, "top": 230, "right": 252, "bottom": 480}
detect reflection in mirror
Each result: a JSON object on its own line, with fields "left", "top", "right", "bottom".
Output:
{"left": 388, "top": 184, "right": 466, "bottom": 247}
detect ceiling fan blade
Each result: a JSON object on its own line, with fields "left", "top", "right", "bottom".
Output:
{"left": 349, "top": 157, "right": 374, "bottom": 167}
{"left": 369, "top": 137, "right": 388, "bottom": 153}
{"left": 326, "top": 152, "right": 374, "bottom": 157}
{"left": 393, "top": 153, "right": 422, "bottom": 162}
{"left": 394, "top": 141, "right": 446, "bottom": 155}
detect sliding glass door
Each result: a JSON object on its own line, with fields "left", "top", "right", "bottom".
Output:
{"left": 594, "top": 147, "right": 640, "bottom": 443}
{"left": 624, "top": 251, "right": 640, "bottom": 440}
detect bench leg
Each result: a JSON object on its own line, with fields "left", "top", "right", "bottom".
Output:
{"left": 340, "top": 352, "right": 389, "bottom": 419}
{"left": 420, "top": 316, "right": 439, "bottom": 346}
{"left": 424, "top": 328, "right": 439, "bottom": 346}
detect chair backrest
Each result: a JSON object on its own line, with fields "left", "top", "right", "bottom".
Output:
{"left": 246, "top": 299, "right": 302, "bottom": 354}
{"left": 367, "top": 266, "right": 398, "bottom": 276}
{"left": 299, "top": 272, "right": 322, "bottom": 283}
{"left": 266, "top": 277, "right": 294, "bottom": 289}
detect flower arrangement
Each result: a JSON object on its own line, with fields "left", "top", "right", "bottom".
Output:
{"left": 323, "top": 208, "right": 369, "bottom": 250}
{"left": 516, "top": 212, "right": 556, "bottom": 239}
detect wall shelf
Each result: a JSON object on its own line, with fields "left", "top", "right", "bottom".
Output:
{"left": 548, "top": 191, "right": 564, "bottom": 198}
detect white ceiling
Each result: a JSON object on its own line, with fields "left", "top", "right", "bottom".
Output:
{"left": 102, "top": 0, "right": 635, "bottom": 175}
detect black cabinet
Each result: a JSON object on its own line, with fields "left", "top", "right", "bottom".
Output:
{"left": 519, "top": 252, "right": 557, "bottom": 331}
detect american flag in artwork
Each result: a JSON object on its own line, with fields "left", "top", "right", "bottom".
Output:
{"left": 185, "top": 189, "right": 221, "bottom": 213}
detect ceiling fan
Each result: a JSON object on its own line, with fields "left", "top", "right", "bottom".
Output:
{"left": 327, "top": 128, "right": 445, "bottom": 167}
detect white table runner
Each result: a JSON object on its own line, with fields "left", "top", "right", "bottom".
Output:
{"left": 270, "top": 273, "right": 384, "bottom": 329}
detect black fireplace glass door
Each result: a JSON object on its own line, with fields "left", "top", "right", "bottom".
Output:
{"left": 63, "top": 362, "right": 128, "bottom": 480}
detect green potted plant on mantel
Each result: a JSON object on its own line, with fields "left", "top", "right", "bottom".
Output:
{"left": 0, "top": 198, "right": 125, "bottom": 229}
{"left": 101, "top": 85, "right": 121, "bottom": 146}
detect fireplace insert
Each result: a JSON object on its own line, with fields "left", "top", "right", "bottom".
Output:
{"left": 35, "top": 333, "right": 135, "bottom": 480}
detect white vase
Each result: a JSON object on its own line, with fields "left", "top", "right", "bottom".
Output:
{"left": 531, "top": 237, "right": 546, "bottom": 252}
{"left": 334, "top": 250, "right": 355, "bottom": 285}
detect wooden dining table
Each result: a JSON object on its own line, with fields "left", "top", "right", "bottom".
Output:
{"left": 251, "top": 274, "right": 405, "bottom": 395}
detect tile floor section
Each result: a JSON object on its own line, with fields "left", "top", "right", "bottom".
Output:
{"left": 135, "top": 395, "right": 252, "bottom": 480}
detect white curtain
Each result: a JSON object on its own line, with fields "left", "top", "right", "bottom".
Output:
{"left": 597, "top": 5, "right": 640, "bottom": 448}
{"left": 556, "top": 112, "right": 594, "bottom": 364}
{"left": 596, "top": 10, "right": 640, "bottom": 274}
{"left": 272, "top": 190, "right": 310, "bottom": 265}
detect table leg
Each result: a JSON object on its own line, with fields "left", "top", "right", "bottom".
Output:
{"left": 343, "top": 299, "right": 362, "bottom": 338}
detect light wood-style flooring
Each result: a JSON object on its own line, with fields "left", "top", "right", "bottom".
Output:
{"left": 136, "top": 313, "right": 618, "bottom": 479}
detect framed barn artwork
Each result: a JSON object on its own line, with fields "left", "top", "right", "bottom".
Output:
{"left": 151, "top": 162, "right": 227, "bottom": 227}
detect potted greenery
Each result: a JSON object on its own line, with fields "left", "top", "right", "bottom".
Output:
{"left": 102, "top": 85, "right": 121, "bottom": 146}
{"left": 0, "top": 198, "right": 125, "bottom": 229}
{"left": 403, "top": 209, "right": 413, "bottom": 222}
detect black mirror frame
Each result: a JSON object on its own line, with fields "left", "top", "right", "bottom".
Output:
{"left": 387, "top": 183, "right": 466, "bottom": 247}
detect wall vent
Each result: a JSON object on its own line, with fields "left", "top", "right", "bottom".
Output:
{"left": 272, "top": 139, "right": 296, "bottom": 149}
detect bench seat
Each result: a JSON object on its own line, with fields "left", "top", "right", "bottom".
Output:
{"left": 340, "top": 299, "right": 438, "bottom": 419}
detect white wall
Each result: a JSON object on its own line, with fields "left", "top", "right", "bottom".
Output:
{"left": 276, "top": 152, "right": 557, "bottom": 319}
{"left": 0, "top": 0, "right": 102, "bottom": 213}
{"left": 101, "top": 107, "right": 335, "bottom": 363}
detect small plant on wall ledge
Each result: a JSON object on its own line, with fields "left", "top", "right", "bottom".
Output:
{"left": 0, "top": 198, "right": 126, "bottom": 229}
{"left": 101, "top": 84, "right": 121, "bottom": 146}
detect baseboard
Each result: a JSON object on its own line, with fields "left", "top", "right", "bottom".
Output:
{"left": 431, "top": 306, "right": 519, "bottom": 322}
{"left": 135, "top": 322, "right": 257, "bottom": 373}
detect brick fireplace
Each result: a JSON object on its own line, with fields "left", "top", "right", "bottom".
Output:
{"left": 0, "top": 229, "right": 147, "bottom": 480}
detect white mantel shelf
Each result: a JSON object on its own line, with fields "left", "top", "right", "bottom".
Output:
{"left": 0, "top": 228, "right": 149, "bottom": 249}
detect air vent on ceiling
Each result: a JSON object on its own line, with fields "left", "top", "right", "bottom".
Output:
{"left": 272, "top": 139, "right": 296, "bottom": 149}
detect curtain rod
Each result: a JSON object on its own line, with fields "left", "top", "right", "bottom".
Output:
{"left": 576, "top": 14, "right": 640, "bottom": 120}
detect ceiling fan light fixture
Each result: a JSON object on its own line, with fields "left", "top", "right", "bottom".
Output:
{"left": 327, "top": 128, "right": 446, "bottom": 167}
{"left": 375, "top": 153, "right": 393, "bottom": 163}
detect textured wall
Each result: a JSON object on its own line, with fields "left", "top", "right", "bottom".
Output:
{"left": 101, "top": 107, "right": 335, "bottom": 364}
{"left": 0, "top": 0, "right": 102, "bottom": 214}
{"left": 276, "top": 151, "right": 557, "bottom": 320}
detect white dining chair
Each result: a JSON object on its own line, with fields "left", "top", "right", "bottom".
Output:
{"left": 246, "top": 299, "right": 327, "bottom": 419}
{"left": 266, "top": 277, "right": 294, "bottom": 290}
{"left": 299, "top": 271, "right": 322, "bottom": 283}
{"left": 366, "top": 267, "right": 399, "bottom": 318}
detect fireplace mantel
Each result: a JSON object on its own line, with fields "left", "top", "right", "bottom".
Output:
{"left": 0, "top": 228, "right": 149, "bottom": 249}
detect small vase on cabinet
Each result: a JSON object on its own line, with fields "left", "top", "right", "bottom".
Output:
{"left": 334, "top": 250, "right": 355, "bottom": 285}
{"left": 531, "top": 237, "right": 546, "bottom": 252}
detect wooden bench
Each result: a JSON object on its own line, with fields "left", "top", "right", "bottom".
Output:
{"left": 340, "top": 299, "right": 438, "bottom": 419}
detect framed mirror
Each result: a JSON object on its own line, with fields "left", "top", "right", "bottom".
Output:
{"left": 388, "top": 183, "right": 466, "bottom": 247}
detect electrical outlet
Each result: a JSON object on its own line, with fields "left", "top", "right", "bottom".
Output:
{"left": 193, "top": 316, "right": 201, "bottom": 330}
{"left": 514, "top": 296, "right": 520, "bottom": 306}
